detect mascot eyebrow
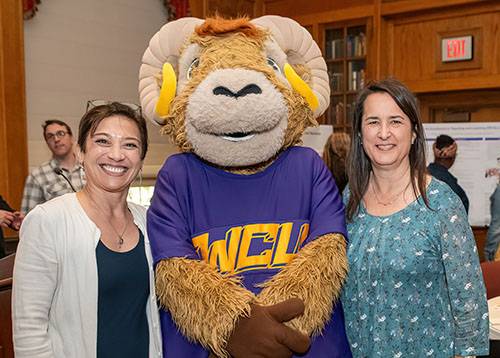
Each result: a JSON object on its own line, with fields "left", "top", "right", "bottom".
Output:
{"left": 194, "top": 17, "right": 265, "bottom": 38}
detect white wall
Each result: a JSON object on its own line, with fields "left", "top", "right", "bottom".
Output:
{"left": 24, "top": 0, "right": 178, "bottom": 178}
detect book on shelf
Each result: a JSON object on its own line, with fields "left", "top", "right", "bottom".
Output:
{"left": 329, "top": 39, "right": 344, "bottom": 59}
{"left": 329, "top": 72, "right": 343, "bottom": 92}
{"left": 346, "top": 33, "right": 366, "bottom": 57}
{"left": 333, "top": 101, "right": 344, "bottom": 125}
{"left": 347, "top": 63, "right": 365, "bottom": 91}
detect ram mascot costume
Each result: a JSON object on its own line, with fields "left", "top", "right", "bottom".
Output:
{"left": 139, "top": 16, "right": 351, "bottom": 358}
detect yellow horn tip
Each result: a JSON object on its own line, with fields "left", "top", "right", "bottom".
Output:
{"left": 283, "top": 63, "right": 319, "bottom": 111}
{"left": 283, "top": 63, "right": 319, "bottom": 112}
{"left": 155, "top": 63, "right": 177, "bottom": 118}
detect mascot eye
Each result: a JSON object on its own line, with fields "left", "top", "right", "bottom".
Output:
{"left": 266, "top": 58, "right": 281, "bottom": 74}
{"left": 187, "top": 58, "right": 200, "bottom": 80}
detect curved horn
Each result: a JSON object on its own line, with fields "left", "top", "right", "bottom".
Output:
{"left": 139, "top": 17, "right": 204, "bottom": 125}
{"left": 251, "top": 15, "right": 330, "bottom": 118}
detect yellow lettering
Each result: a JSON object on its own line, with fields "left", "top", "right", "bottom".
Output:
{"left": 270, "top": 223, "right": 310, "bottom": 267}
{"left": 226, "top": 226, "right": 242, "bottom": 269}
{"left": 208, "top": 240, "right": 232, "bottom": 272}
{"left": 298, "top": 223, "right": 310, "bottom": 246}
{"left": 270, "top": 223, "right": 294, "bottom": 267}
{"left": 235, "top": 223, "right": 278, "bottom": 272}
{"left": 192, "top": 233, "right": 209, "bottom": 260}
{"left": 192, "top": 222, "right": 310, "bottom": 274}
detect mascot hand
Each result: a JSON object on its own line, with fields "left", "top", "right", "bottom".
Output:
{"left": 226, "top": 298, "right": 310, "bottom": 358}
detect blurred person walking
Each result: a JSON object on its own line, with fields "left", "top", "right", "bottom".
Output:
{"left": 323, "top": 131, "right": 351, "bottom": 194}
{"left": 428, "top": 134, "right": 469, "bottom": 213}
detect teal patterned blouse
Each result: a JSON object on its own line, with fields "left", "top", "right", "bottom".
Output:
{"left": 342, "top": 178, "right": 489, "bottom": 357}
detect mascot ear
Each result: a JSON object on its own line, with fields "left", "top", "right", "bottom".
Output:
{"left": 252, "top": 16, "right": 330, "bottom": 118}
{"left": 139, "top": 17, "right": 204, "bottom": 125}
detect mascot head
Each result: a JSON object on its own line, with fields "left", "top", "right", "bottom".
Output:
{"left": 139, "top": 16, "right": 329, "bottom": 168}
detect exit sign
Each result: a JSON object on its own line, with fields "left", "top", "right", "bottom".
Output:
{"left": 442, "top": 35, "right": 473, "bottom": 62}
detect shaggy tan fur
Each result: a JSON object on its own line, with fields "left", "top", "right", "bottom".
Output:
{"left": 156, "top": 258, "right": 255, "bottom": 358}
{"left": 256, "top": 233, "right": 348, "bottom": 336}
{"left": 161, "top": 19, "right": 316, "bottom": 156}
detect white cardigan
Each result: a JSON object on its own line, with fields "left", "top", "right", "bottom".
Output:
{"left": 12, "top": 193, "right": 162, "bottom": 358}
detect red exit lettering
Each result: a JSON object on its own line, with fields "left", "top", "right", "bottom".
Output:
{"left": 447, "top": 39, "right": 466, "bottom": 58}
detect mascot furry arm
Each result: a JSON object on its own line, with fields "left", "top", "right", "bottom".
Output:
{"left": 140, "top": 16, "right": 349, "bottom": 358}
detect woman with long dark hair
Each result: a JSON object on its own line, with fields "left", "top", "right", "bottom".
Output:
{"left": 342, "top": 78, "right": 489, "bottom": 357}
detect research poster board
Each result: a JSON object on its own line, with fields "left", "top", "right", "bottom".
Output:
{"left": 423, "top": 122, "right": 500, "bottom": 226}
{"left": 301, "top": 124, "right": 333, "bottom": 155}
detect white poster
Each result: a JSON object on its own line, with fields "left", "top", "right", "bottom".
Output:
{"left": 301, "top": 124, "right": 333, "bottom": 155}
{"left": 424, "top": 122, "right": 500, "bottom": 226}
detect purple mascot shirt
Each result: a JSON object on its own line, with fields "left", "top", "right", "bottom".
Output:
{"left": 147, "top": 146, "right": 352, "bottom": 357}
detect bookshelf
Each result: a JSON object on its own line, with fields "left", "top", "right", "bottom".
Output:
{"left": 324, "top": 24, "right": 367, "bottom": 130}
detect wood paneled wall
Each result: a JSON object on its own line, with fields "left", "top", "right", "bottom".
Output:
{"left": 192, "top": 0, "right": 500, "bottom": 94}
{"left": 0, "top": 0, "right": 28, "bottom": 220}
{"left": 381, "top": 2, "right": 500, "bottom": 93}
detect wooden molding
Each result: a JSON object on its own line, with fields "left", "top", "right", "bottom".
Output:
{"left": 290, "top": 5, "right": 374, "bottom": 26}
{"left": 389, "top": 1, "right": 500, "bottom": 25}
{"left": 406, "top": 74, "right": 500, "bottom": 93}
{"left": 381, "top": 0, "right": 487, "bottom": 16}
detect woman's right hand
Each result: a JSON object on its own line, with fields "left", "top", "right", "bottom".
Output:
{"left": 0, "top": 209, "right": 15, "bottom": 228}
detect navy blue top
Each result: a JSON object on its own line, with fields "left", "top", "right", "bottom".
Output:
{"left": 428, "top": 162, "right": 469, "bottom": 213}
{"left": 96, "top": 230, "right": 149, "bottom": 358}
{"left": 148, "top": 146, "right": 351, "bottom": 358}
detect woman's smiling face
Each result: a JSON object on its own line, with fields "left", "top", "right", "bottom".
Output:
{"left": 81, "top": 115, "right": 143, "bottom": 193}
{"left": 360, "top": 92, "right": 416, "bottom": 170}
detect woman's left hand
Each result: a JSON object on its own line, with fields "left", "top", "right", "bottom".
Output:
{"left": 10, "top": 211, "right": 25, "bottom": 231}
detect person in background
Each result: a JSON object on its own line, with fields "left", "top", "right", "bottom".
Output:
{"left": 0, "top": 195, "right": 24, "bottom": 258}
{"left": 342, "top": 78, "right": 489, "bottom": 357}
{"left": 20, "top": 119, "right": 85, "bottom": 213}
{"left": 13, "top": 102, "right": 162, "bottom": 358}
{"left": 485, "top": 167, "right": 500, "bottom": 261}
{"left": 427, "top": 134, "right": 469, "bottom": 213}
{"left": 322, "top": 131, "right": 351, "bottom": 194}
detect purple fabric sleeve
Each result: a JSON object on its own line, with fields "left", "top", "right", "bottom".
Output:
{"left": 306, "top": 155, "right": 347, "bottom": 245}
{"left": 147, "top": 161, "right": 198, "bottom": 264}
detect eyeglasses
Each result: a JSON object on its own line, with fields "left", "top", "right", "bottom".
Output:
{"left": 45, "top": 130, "right": 68, "bottom": 141}
{"left": 86, "top": 99, "right": 142, "bottom": 116}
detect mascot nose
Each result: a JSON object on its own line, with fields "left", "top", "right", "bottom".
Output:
{"left": 213, "top": 84, "right": 262, "bottom": 98}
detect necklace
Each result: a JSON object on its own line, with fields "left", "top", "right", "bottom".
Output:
{"left": 84, "top": 191, "right": 129, "bottom": 248}
{"left": 371, "top": 181, "right": 411, "bottom": 207}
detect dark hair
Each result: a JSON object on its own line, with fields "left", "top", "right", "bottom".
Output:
{"left": 435, "top": 134, "right": 454, "bottom": 150}
{"left": 323, "top": 132, "right": 351, "bottom": 194}
{"left": 78, "top": 102, "right": 148, "bottom": 160}
{"left": 346, "top": 78, "right": 429, "bottom": 221}
{"left": 43, "top": 119, "right": 73, "bottom": 138}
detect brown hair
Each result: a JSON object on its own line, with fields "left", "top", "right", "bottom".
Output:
{"left": 78, "top": 102, "right": 148, "bottom": 160}
{"left": 323, "top": 132, "right": 351, "bottom": 194}
{"left": 345, "top": 78, "right": 429, "bottom": 221}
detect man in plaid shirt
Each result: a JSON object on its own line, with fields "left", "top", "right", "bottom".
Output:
{"left": 21, "top": 119, "right": 86, "bottom": 213}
